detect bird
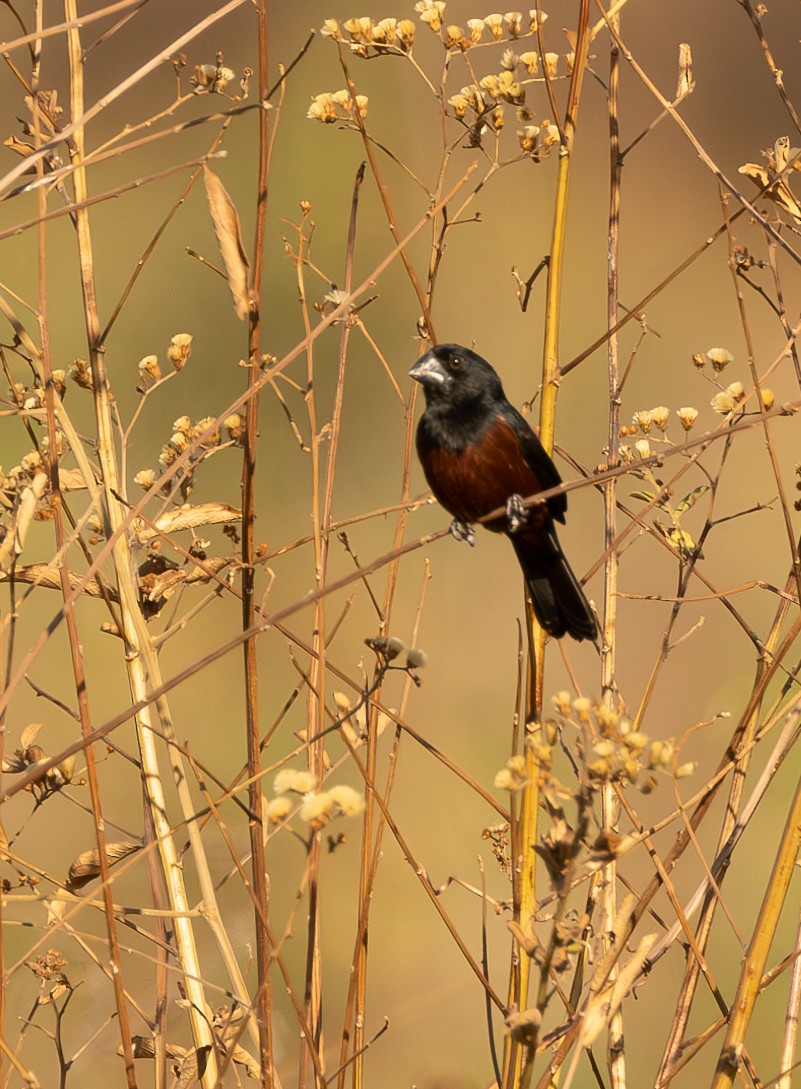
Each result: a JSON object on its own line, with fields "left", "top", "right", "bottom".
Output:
{"left": 410, "top": 343, "right": 597, "bottom": 642}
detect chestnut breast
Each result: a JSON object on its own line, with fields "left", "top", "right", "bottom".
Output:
{"left": 423, "top": 415, "right": 548, "bottom": 532}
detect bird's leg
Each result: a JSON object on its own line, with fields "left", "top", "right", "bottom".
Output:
{"left": 449, "top": 518, "right": 475, "bottom": 547}
{"left": 505, "top": 494, "right": 528, "bottom": 534}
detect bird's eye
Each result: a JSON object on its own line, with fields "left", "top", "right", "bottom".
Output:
{"left": 449, "top": 355, "right": 463, "bottom": 372}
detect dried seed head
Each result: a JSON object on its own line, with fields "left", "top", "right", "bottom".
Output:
{"left": 274, "top": 768, "right": 317, "bottom": 795}
{"left": 445, "top": 25, "right": 468, "bottom": 48}
{"left": 676, "top": 406, "right": 699, "bottom": 430}
{"left": 632, "top": 409, "right": 652, "bottom": 433}
{"left": 138, "top": 354, "right": 161, "bottom": 380}
{"left": 415, "top": 0, "right": 446, "bottom": 32}
{"left": 133, "top": 469, "right": 156, "bottom": 490}
{"left": 449, "top": 93, "right": 470, "bottom": 118}
{"left": 520, "top": 51, "right": 539, "bottom": 75}
{"left": 167, "top": 333, "right": 193, "bottom": 370}
{"left": 320, "top": 19, "right": 341, "bottom": 39}
{"left": 51, "top": 370, "right": 66, "bottom": 397}
{"left": 572, "top": 697, "right": 592, "bottom": 721}
{"left": 529, "top": 8, "right": 549, "bottom": 30}
{"left": 173, "top": 415, "right": 192, "bottom": 434}
{"left": 501, "top": 49, "right": 520, "bottom": 70}
{"left": 68, "top": 358, "right": 93, "bottom": 389}
{"left": 551, "top": 690, "right": 572, "bottom": 715}
{"left": 726, "top": 381, "right": 745, "bottom": 402}
{"left": 397, "top": 19, "right": 416, "bottom": 47}
{"left": 649, "top": 405, "right": 670, "bottom": 431}
{"left": 504, "top": 11, "right": 524, "bottom": 36}
{"left": 518, "top": 124, "right": 540, "bottom": 153}
{"left": 299, "top": 791, "right": 336, "bottom": 828}
{"left": 484, "top": 13, "right": 505, "bottom": 39}
{"left": 224, "top": 413, "right": 245, "bottom": 441}
{"left": 692, "top": 352, "right": 707, "bottom": 369}
{"left": 328, "top": 784, "right": 365, "bottom": 816}
{"left": 405, "top": 647, "right": 428, "bottom": 669}
{"left": 544, "top": 52, "right": 560, "bottom": 78}
{"left": 467, "top": 18, "right": 485, "bottom": 42}
{"left": 634, "top": 438, "right": 651, "bottom": 459}
{"left": 307, "top": 92, "right": 337, "bottom": 123}
{"left": 707, "top": 347, "right": 734, "bottom": 372}
{"left": 267, "top": 795, "right": 293, "bottom": 821}
{"left": 710, "top": 391, "right": 735, "bottom": 415}
{"left": 761, "top": 388, "right": 775, "bottom": 410}
{"left": 565, "top": 51, "right": 575, "bottom": 74}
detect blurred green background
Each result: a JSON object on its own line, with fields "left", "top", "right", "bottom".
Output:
{"left": 1, "top": 1, "right": 801, "bottom": 1086}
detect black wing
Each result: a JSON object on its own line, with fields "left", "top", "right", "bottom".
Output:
{"left": 500, "top": 404, "right": 567, "bottom": 523}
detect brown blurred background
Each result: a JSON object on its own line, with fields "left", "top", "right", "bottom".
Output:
{"left": 1, "top": 1, "right": 801, "bottom": 1085}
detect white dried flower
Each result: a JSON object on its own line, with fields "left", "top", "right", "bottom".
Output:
{"left": 397, "top": 19, "right": 416, "bottom": 47}
{"left": 484, "top": 13, "right": 505, "bottom": 39}
{"left": 267, "top": 795, "right": 293, "bottom": 821}
{"left": 173, "top": 415, "right": 192, "bottom": 434}
{"left": 274, "top": 768, "right": 317, "bottom": 795}
{"left": 634, "top": 438, "right": 651, "bottom": 459}
{"left": 632, "top": 409, "right": 652, "bottom": 433}
{"left": 504, "top": 11, "right": 524, "bottom": 36}
{"left": 676, "top": 406, "right": 699, "bottom": 430}
{"left": 544, "top": 52, "right": 559, "bottom": 77}
{"left": 449, "top": 93, "right": 470, "bottom": 118}
{"left": 551, "top": 690, "right": 572, "bottom": 715}
{"left": 225, "top": 413, "right": 245, "bottom": 441}
{"left": 416, "top": 0, "right": 446, "bottom": 32}
{"left": 707, "top": 347, "right": 734, "bottom": 372}
{"left": 649, "top": 406, "right": 670, "bottom": 431}
{"left": 501, "top": 49, "right": 519, "bottom": 70}
{"left": 307, "top": 92, "right": 337, "bottom": 123}
{"left": 133, "top": 469, "right": 156, "bottom": 490}
{"left": 761, "top": 388, "right": 775, "bottom": 410}
{"left": 328, "top": 784, "right": 365, "bottom": 817}
{"left": 299, "top": 791, "right": 336, "bottom": 827}
{"left": 518, "top": 124, "right": 540, "bottom": 153}
{"left": 167, "top": 333, "right": 193, "bottom": 370}
{"left": 320, "top": 19, "right": 341, "bottom": 39}
{"left": 726, "top": 381, "right": 745, "bottom": 402}
{"left": 710, "top": 391, "right": 735, "bottom": 415}
{"left": 467, "top": 18, "right": 485, "bottom": 42}
{"left": 138, "top": 354, "right": 161, "bottom": 380}
{"left": 519, "top": 50, "right": 539, "bottom": 74}
{"left": 529, "top": 8, "right": 548, "bottom": 30}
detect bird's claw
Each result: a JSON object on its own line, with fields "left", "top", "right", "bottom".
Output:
{"left": 505, "top": 494, "right": 528, "bottom": 534}
{"left": 449, "top": 518, "right": 475, "bottom": 546}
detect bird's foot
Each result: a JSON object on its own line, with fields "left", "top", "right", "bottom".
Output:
{"left": 449, "top": 518, "right": 475, "bottom": 547}
{"left": 505, "top": 494, "right": 528, "bottom": 534}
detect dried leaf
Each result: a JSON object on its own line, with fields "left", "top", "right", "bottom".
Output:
{"left": 0, "top": 563, "right": 117, "bottom": 600}
{"left": 136, "top": 502, "right": 241, "bottom": 543}
{"left": 675, "top": 484, "right": 708, "bottom": 515}
{"left": 66, "top": 841, "right": 141, "bottom": 892}
{"left": 739, "top": 161, "right": 801, "bottom": 221}
{"left": 20, "top": 722, "right": 44, "bottom": 750}
{"left": 676, "top": 42, "right": 694, "bottom": 99}
{"left": 203, "top": 165, "right": 252, "bottom": 320}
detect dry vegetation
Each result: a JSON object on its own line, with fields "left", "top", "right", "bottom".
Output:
{"left": 1, "top": 1, "right": 801, "bottom": 1087}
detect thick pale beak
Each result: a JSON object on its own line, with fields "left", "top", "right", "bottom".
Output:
{"left": 409, "top": 352, "right": 447, "bottom": 388}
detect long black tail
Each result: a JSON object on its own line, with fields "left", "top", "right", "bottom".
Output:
{"left": 510, "top": 532, "right": 597, "bottom": 642}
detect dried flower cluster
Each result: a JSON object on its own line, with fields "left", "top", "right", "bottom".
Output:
{"left": 307, "top": 90, "right": 369, "bottom": 124}
{"left": 268, "top": 768, "right": 365, "bottom": 831}
{"left": 495, "top": 693, "right": 694, "bottom": 798}
{"left": 314, "top": 5, "right": 577, "bottom": 159}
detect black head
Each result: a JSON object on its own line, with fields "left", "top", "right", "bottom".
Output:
{"left": 409, "top": 344, "right": 505, "bottom": 410}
